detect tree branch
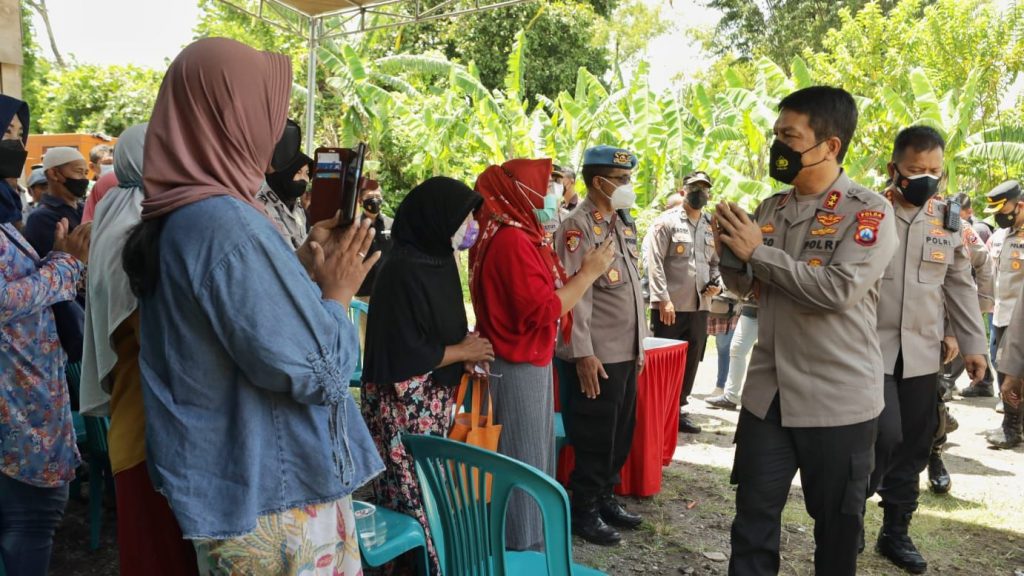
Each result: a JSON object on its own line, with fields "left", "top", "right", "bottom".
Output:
{"left": 24, "top": 0, "right": 65, "bottom": 69}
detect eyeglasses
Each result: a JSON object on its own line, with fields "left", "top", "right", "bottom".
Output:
{"left": 603, "top": 174, "right": 632, "bottom": 185}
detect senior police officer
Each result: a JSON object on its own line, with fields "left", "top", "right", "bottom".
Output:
{"left": 983, "top": 180, "right": 1024, "bottom": 449}
{"left": 714, "top": 86, "right": 897, "bottom": 576}
{"left": 866, "top": 126, "right": 987, "bottom": 574}
{"left": 646, "top": 171, "right": 721, "bottom": 434}
{"left": 555, "top": 145, "right": 648, "bottom": 546}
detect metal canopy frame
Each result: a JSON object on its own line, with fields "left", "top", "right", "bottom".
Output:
{"left": 216, "top": 0, "right": 531, "bottom": 152}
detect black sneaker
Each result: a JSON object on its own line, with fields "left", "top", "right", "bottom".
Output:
{"left": 705, "top": 395, "right": 738, "bottom": 410}
{"left": 678, "top": 413, "right": 702, "bottom": 434}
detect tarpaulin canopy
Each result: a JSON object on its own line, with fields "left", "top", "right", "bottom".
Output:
{"left": 218, "top": 0, "right": 531, "bottom": 151}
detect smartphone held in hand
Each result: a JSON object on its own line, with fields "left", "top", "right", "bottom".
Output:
{"left": 308, "top": 143, "right": 367, "bottom": 226}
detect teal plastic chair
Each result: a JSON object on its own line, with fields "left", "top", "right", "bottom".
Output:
{"left": 403, "top": 434, "right": 607, "bottom": 576}
{"left": 554, "top": 413, "right": 567, "bottom": 453}
{"left": 348, "top": 300, "right": 369, "bottom": 387}
{"left": 82, "top": 416, "right": 111, "bottom": 550}
{"left": 354, "top": 501, "right": 429, "bottom": 575}
{"left": 554, "top": 358, "right": 575, "bottom": 452}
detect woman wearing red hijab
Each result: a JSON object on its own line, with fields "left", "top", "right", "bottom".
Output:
{"left": 470, "top": 158, "right": 614, "bottom": 551}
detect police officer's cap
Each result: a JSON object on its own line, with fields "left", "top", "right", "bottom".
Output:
{"left": 27, "top": 168, "right": 46, "bottom": 188}
{"left": 583, "top": 145, "right": 638, "bottom": 170}
{"left": 984, "top": 180, "right": 1022, "bottom": 214}
{"left": 683, "top": 171, "right": 713, "bottom": 187}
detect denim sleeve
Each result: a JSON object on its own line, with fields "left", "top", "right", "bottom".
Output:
{"left": 198, "top": 231, "right": 358, "bottom": 406}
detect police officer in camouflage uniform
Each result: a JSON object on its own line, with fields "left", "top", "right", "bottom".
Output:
{"left": 867, "top": 126, "right": 987, "bottom": 574}
{"left": 983, "top": 180, "right": 1024, "bottom": 449}
{"left": 555, "top": 145, "right": 648, "bottom": 546}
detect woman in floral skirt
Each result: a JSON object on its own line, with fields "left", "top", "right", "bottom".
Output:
{"left": 362, "top": 177, "right": 494, "bottom": 575}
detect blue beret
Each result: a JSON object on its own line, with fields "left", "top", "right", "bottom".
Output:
{"left": 582, "top": 145, "right": 637, "bottom": 169}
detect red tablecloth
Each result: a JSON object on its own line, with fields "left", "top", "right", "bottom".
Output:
{"left": 555, "top": 339, "right": 688, "bottom": 497}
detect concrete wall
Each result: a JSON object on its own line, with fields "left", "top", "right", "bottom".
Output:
{"left": 0, "top": 0, "right": 22, "bottom": 98}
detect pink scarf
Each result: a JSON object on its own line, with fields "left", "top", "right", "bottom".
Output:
{"left": 141, "top": 37, "right": 292, "bottom": 220}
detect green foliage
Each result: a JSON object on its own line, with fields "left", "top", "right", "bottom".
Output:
{"left": 360, "top": 0, "right": 612, "bottom": 103}
{"left": 705, "top": 0, "right": 909, "bottom": 65}
{"left": 20, "top": 6, "right": 50, "bottom": 133}
{"left": 35, "top": 64, "right": 163, "bottom": 135}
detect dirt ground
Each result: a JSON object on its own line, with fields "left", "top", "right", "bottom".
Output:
{"left": 571, "top": 359, "right": 1024, "bottom": 576}
{"left": 49, "top": 351, "right": 1024, "bottom": 575}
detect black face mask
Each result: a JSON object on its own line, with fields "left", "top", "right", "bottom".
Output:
{"left": 996, "top": 205, "right": 1019, "bottom": 229}
{"left": 0, "top": 140, "right": 28, "bottom": 179}
{"left": 685, "top": 189, "right": 708, "bottom": 210}
{"left": 266, "top": 171, "right": 308, "bottom": 201}
{"left": 894, "top": 169, "right": 940, "bottom": 207}
{"left": 362, "top": 197, "right": 383, "bottom": 214}
{"left": 64, "top": 178, "right": 89, "bottom": 198}
{"left": 769, "top": 139, "right": 827, "bottom": 184}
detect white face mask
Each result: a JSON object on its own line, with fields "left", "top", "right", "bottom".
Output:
{"left": 600, "top": 177, "right": 636, "bottom": 210}
{"left": 99, "top": 164, "right": 114, "bottom": 176}
{"left": 549, "top": 181, "right": 564, "bottom": 197}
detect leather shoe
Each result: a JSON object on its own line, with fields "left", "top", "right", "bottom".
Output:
{"left": 599, "top": 495, "right": 642, "bottom": 529}
{"left": 961, "top": 383, "right": 994, "bottom": 398}
{"left": 927, "top": 452, "right": 951, "bottom": 495}
{"left": 572, "top": 505, "right": 621, "bottom": 546}
{"left": 678, "top": 413, "right": 702, "bottom": 434}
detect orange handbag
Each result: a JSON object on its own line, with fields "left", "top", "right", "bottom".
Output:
{"left": 448, "top": 374, "right": 502, "bottom": 500}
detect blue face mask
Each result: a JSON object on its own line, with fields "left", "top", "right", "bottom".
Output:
{"left": 529, "top": 182, "right": 562, "bottom": 224}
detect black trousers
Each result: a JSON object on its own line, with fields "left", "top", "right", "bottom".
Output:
{"left": 562, "top": 359, "right": 638, "bottom": 502}
{"left": 870, "top": 353, "right": 939, "bottom": 511}
{"left": 729, "top": 396, "right": 877, "bottom": 576}
{"left": 652, "top": 309, "right": 708, "bottom": 407}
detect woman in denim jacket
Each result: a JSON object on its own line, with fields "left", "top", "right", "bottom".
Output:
{"left": 121, "top": 38, "right": 383, "bottom": 574}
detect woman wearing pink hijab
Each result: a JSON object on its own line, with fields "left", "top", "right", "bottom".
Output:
{"left": 121, "top": 38, "right": 383, "bottom": 574}
{"left": 81, "top": 170, "right": 117, "bottom": 224}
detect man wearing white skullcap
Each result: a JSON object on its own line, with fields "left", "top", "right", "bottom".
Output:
{"left": 23, "top": 147, "right": 89, "bottom": 259}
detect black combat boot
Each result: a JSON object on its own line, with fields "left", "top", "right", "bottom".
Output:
{"left": 876, "top": 506, "right": 928, "bottom": 574}
{"left": 985, "top": 403, "right": 1023, "bottom": 449}
{"left": 572, "top": 494, "right": 621, "bottom": 546}
{"left": 927, "top": 449, "right": 951, "bottom": 495}
{"left": 598, "top": 494, "right": 642, "bottom": 529}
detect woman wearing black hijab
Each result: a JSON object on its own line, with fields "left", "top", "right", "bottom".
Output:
{"left": 362, "top": 176, "right": 494, "bottom": 575}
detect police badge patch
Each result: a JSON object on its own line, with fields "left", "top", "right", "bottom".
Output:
{"left": 854, "top": 210, "right": 885, "bottom": 246}
{"left": 566, "top": 230, "right": 582, "bottom": 253}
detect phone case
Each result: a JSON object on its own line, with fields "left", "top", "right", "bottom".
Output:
{"left": 308, "top": 144, "right": 367, "bottom": 226}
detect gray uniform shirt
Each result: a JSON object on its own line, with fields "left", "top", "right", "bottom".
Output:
{"left": 997, "top": 276, "right": 1024, "bottom": 377}
{"left": 721, "top": 172, "right": 898, "bottom": 428}
{"left": 962, "top": 225, "right": 994, "bottom": 313}
{"left": 555, "top": 196, "right": 647, "bottom": 367}
{"left": 989, "top": 226, "right": 1024, "bottom": 327}
{"left": 646, "top": 209, "right": 719, "bottom": 311}
{"left": 256, "top": 183, "right": 307, "bottom": 250}
{"left": 878, "top": 193, "right": 987, "bottom": 379}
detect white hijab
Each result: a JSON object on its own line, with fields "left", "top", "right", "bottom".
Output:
{"left": 80, "top": 123, "right": 147, "bottom": 416}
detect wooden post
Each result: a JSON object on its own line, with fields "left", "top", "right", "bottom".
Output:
{"left": 0, "top": 0, "right": 23, "bottom": 98}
